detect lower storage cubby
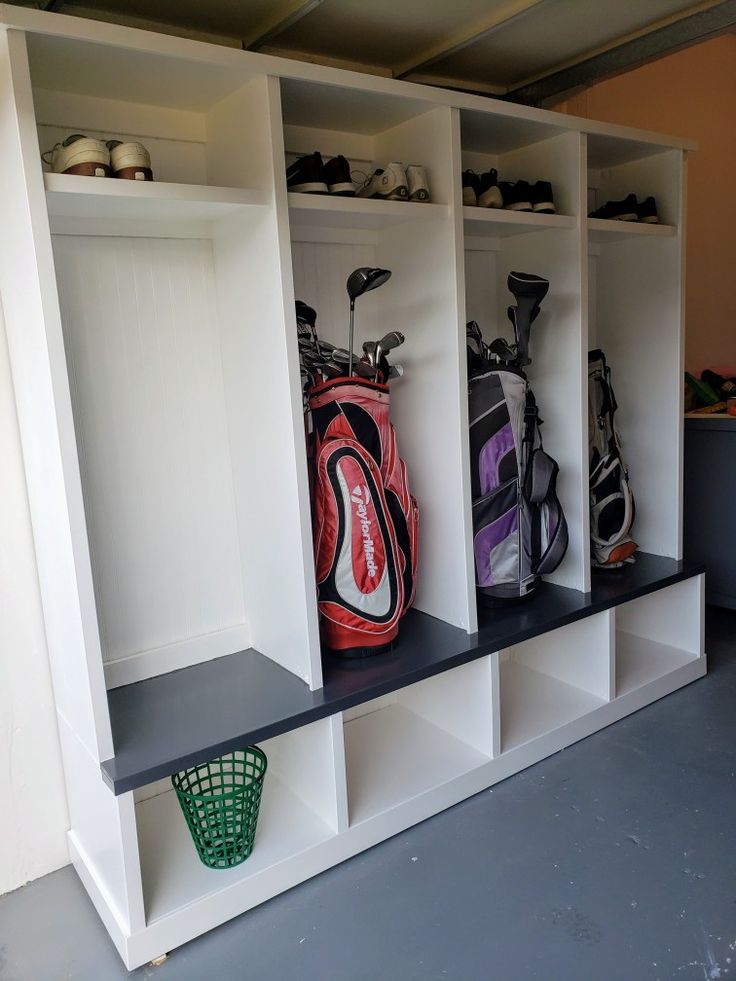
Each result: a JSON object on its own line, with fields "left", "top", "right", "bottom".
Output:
{"left": 498, "top": 613, "right": 612, "bottom": 753}
{"left": 135, "top": 719, "right": 342, "bottom": 922}
{"left": 343, "top": 659, "right": 493, "bottom": 825}
{"left": 614, "top": 575, "right": 703, "bottom": 697}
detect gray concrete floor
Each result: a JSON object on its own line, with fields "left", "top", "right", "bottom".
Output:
{"left": 2, "top": 607, "right": 736, "bottom": 981}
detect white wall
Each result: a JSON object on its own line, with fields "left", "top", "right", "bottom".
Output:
{"left": 0, "top": 303, "right": 69, "bottom": 894}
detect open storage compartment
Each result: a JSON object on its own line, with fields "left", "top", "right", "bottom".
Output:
{"left": 281, "top": 78, "right": 475, "bottom": 634}
{"left": 496, "top": 612, "right": 612, "bottom": 754}
{"left": 27, "top": 35, "right": 322, "bottom": 690}
{"left": 27, "top": 32, "right": 269, "bottom": 192}
{"left": 135, "top": 717, "right": 346, "bottom": 924}
{"left": 343, "top": 659, "right": 493, "bottom": 825}
{"left": 586, "top": 138, "right": 684, "bottom": 566}
{"left": 614, "top": 575, "right": 703, "bottom": 697}
{"left": 460, "top": 110, "right": 579, "bottom": 233}
{"left": 461, "top": 114, "right": 588, "bottom": 595}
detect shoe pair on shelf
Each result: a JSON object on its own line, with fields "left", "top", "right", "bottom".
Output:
{"left": 462, "top": 169, "right": 555, "bottom": 214}
{"left": 355, "top": 162, "right": 430, "bottom": 202}
{"left": 286, "top": 152, "right": 431, "bottom": 202}
{"left": 286, "top": 152, "right": 355, "bottom": 196}
{"left": 588, "top": 193, "right": 659, "bottom": 223}
{"left": 42, "top": 134, "right": 154, "bottom": 181}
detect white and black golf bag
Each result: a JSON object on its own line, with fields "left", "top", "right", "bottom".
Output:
{"left": 588, "top": 349, "right": 637, "bottom": 569}
{"left": 468, "top": 273, "right": 568, "bottom": 601}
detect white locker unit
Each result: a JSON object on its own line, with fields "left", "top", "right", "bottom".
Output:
{"left": 0, "top": 5, "right": 704, "bottom": 968}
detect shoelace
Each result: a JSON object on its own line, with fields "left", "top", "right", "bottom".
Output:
{"left": 351, "top": 168, "right": 382, "bottom": 194}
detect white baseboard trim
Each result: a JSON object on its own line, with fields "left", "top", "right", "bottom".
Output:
{"left": 103, "top": 623, "right": 251, "bottom": 689}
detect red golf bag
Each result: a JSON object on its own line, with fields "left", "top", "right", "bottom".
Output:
{"left": 307, "top": 377, "right": 418, "bottom": 657}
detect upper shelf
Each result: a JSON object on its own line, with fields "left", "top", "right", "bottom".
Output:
{"left": 288, "top": 191, "right": 448, "bottom": 230}
{"left": 100, "top": 553, "right": 703, "bottom": 796}
{"left": 587, "top": 217, "right": 677, "bottom": 243}
{"left": 44, "top": 173, "right": 269, "bottom": 233}
{"left": 463, "top": 206, "right": 576, "bottom": 238}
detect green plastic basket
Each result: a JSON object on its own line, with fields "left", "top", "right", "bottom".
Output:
{"left": 171, "top": 747, "right": 267, "bottom": 870}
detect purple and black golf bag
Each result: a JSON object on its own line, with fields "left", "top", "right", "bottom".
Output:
{"left": 468, "top": 272, "right": 568, "bottom": 602}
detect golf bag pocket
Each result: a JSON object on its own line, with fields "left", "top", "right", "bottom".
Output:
{"left": 525, "top": 447, "right": 557, "bottom": 504}
{"left": 526, "top": 448, "right": 569, "bottom": 575}
{"left": 590, "top": 451, "right": 635, "bottom": 564}
{"left": 588, "top": 350, "right": 637, "bottom": 568}
{"left": 472, "top": 477, "right": 520, "bottom": 592}
{"left": 313, "top": 437, "right": 404, "bottom": 655}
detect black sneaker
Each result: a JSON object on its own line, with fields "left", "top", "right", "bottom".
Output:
{"left": 589, "top": 193, "right": 638, "bottom": 221}
{"left": 462, "top": 170, "right": 480, "bottom": 206}
{"left": 500, "top": 180, "right": 532, "bottom": 211}
{"left": 636, "top": 195, "right": 659, "bottom": 223}
{"left": 478, "top": 169, "right": 502, "bottom": 208}
{"left": 286, "top": 152, "right": 327, "bottom": 194}
{"left": 530, "top": 180, "right": 555, "bottom": 214}
{"left": 322, "top": 155, "right": 355, "bottom": 196}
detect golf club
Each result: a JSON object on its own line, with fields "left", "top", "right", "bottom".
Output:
{"left": 362, "top": 340, "right": 377, "bottom": 367}
{"left": 506, "top": 271, "right": 549, "bottom": 367}
{"left": 490, "top": 337, "right": 516, "bottom": 364}
{"left": 346, "top": 267, "right": 391, "bottom": 375}
{"left": 374, "top": 330, "right": 404, "bottom": 365}
{"left": 295, "top": 300, "right": 322, "bottom": 355}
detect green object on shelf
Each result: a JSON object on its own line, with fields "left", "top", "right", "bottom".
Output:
{"left": 171, "top": 747, "right": 267, "bottom": 870}
{"left": 685, "top": 371, "right": 719, "bottom": 406}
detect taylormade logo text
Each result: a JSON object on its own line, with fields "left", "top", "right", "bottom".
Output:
{"left": 351, "top": 484, "right": 377, "bottom": 578}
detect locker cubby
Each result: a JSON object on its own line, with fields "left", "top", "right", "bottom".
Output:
{"left": 463, "top": 221, "right": 588, "bottom": 594}
{"left": 280, "top": 77, "right": 455, "bottom": 208}
{"left": 26, "top": 33, "right": 268, "bottom": 191}
{"left": 135, "top": 718, "right": 344, "bottom": 924}
{"left": 496, "top": 613, "right": 612, "bottom": 753}
{"left": 284, "top": 82, "right": 474, "bottom": 633}
{"left": 343, "top": 659, "right": 493, "bottom": 825}
{"left": 587, "top": 196, "right": 683, "bottom": 561}
{"left": 587, "top": 134, "right": 680, "bottom": 230}
{"left": 460, "top": 108, "right": 581, "bottom": 224}
{"left": 613, "top": 576, "right": 703, "bottom": 697}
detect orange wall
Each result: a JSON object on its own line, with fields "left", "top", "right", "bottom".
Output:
{"left": 553, "top": 34, "right": 736, "bottom": 374}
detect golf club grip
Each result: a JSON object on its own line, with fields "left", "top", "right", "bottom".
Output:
{"left": 377, "top": 330, "right": 405, "bottom": 353}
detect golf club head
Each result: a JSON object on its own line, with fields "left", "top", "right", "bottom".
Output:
{"left": 490, "top": 337, "right": 516, "bottom": 363}
{"left": 376, "top": 330, "right": 404, "bottom": 354}
{"left": 362, "top": 340, "right": 377, "bottom": 366}
{"left": 353, "top": 359, "right": 376, "bottom": 379}
{"left": 346, "top": 267, "right": 392, "bottom": 304}
{"left": 295, "top": 299, "right": 317, "bottom": 328}
{"left": 388, "top": 364, "right": 404, "bottom": 380}
{"left": 331, "top": 348, "right": 351, "bottom": 365}
{"left": 506, "top": 271, "right": 549, "bottom": 367}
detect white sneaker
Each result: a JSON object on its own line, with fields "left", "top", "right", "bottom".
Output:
{"left": 107, "top": 140, "right": 154, "bottom": 181}
{"left": 407, "top": 164, "right": 430, "bottom": 202}
{"left": 357, "top": 162, "right": 408, "bottom": 200}
{"left": 43, "top": 134, "right": 111, "bottom": 177}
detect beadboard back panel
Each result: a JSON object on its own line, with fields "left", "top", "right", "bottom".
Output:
{"left": 52, "top": 234, "right": 248, "bottom": 678}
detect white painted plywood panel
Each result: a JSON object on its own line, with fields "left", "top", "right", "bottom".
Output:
{"left": 0, "top": 300, "right": 69, "bottom": 893}
{"left": 508, "top": 611, "right": 613, "bottom": 700}
{"left": 615, "top": 575, "right": 703, "bottom": 655}
{"left": 500, "top": 659, "right": 606, "bottom": 752}
{"left": 137, "top": 779, "right": 335, "bottom": 922}
{"left": 53, "top": 234, "right": 247, "bottom": 667}
{"left": 344, "top": 704, "right": 488, "bottom": 825}
{"left": 0, "top": 29, "right": 112, "bottom": 759}
{"left": 615, "top": 632, "right": 698, "bottom": 697}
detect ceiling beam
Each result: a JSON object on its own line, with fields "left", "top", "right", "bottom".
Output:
{"left": 242, "top": 0, "right": 325, "bottom": 51}
{"left": 506, "top": 0, "right": 736, "bottom": 105}
{"left": 392, "top": 0, "right": 547, "bottom": 79}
